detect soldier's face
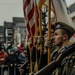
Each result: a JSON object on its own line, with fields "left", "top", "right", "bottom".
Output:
{"left": 44, "top": 29, "right": 54, "bottom": 39}
{"left": 53, "top": 29, "right": 64, "bottom": 46}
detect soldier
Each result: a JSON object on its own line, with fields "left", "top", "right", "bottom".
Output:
{"left": 37, "top": 25, "right": 55, "bottom": 70}
{"left": 45, "top": 22, "right": 75, "bottom": 75}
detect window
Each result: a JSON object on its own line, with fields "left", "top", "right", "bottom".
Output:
{"left": 7, "top": 29, "right": 13, "bottom": 33}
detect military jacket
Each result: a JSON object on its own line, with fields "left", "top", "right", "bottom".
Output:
{"left": 51, "top": 45, "right": 75, "bottom": 75}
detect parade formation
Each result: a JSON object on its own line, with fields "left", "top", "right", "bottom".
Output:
{"left": 0, "top": 0, "right": 75, "bottom": 75}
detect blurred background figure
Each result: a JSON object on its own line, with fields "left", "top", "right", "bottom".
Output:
{"left": 18, "top": 47, "right": 29, "bottom": 75}
{"left": 0, "top": 45, "right": 8, "bottom": 75}
{"left": 19, "top": 42, "right": 25, "bottom": 53}
{"left": 7, "top": 48, "right": 19, "bottom": 75}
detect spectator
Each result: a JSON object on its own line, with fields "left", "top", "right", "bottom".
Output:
{"left": 0, "top": 41, "right": 6, "bottom": 51}
{"left": 7, "top": 48, "right": 19, "bottom": 75}
{"left": 19, "top": 42, "right": 24, "bottom": 53}
{"left": 0, "top": 45, "right": 8, "bottom": 75}
{"left": 18, "top": 47, "right": 29, "bottom": 75}
{"left": 7, "top": 41, "right": 14, "bottom": 50}
{"left": 14, "top": 47, "right": 20, "bottom": 56}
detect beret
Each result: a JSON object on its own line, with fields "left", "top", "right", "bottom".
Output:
{"left": 55, "top": 22, "right": 75, "bottom": 38}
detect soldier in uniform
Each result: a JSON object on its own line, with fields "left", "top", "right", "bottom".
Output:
{"left": 36, "top": 25, "right": 55, "bottom": 70}
{"left": 45, "top": 22, "right": 75, "bottom": 75}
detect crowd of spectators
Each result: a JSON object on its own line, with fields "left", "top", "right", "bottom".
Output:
{"left": 0, "top": 41, "right": 29, "bottom": 75}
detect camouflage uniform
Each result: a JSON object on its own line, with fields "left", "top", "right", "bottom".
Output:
{"left": 51, "top": 46, "right": 75, "bottom": 75}
{"left": 50, "top": 22, "right": 75, "bottom": 75}
{"left": 62, "top": 53, "right": 75, "bottom": 75}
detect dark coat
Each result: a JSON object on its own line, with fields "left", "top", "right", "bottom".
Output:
{"left": 7, "top": 54, "right": 18, "bottom": 65}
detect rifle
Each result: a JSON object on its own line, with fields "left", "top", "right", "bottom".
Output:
{"left": 35, "top": 42, "right": 75, "bottom": 75}
{"left": 19, "top": 60, "right": 29, "bottom": 69}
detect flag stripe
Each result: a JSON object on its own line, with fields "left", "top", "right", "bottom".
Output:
{"left": 23, "top": 0, "right": 40, "bottom": 48}
{"left": 26, "top": 23, "right": 31, "bottom": 38}
{"left": 23, "top": 0, "right": 30, "bottom": 16}
{"left": 31, "top": 23, "right": 35, "bottom": 35}
{"left": 25, "top": 0, "right": 34, "bottom": 17}
{"left": 29, "top": 15, "right": 35, "bottom": 28}
{"left": 23, "top": 0, "right": 38, "bottom": 48}
{"left": 24, "top": 0, "right": 30, "bottom": 9}
{"left": 27, "top": 3, "right": 34, "bottom": 21}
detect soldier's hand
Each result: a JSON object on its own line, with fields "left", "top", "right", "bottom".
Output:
{"left": 34, "top": 36, "right": 38, "bottom": 45}
{"left": 37, "top": 36, "right": 44, "bottom": 44}
{"left": 44, "top": 38, "right": 53, "bottom": 48}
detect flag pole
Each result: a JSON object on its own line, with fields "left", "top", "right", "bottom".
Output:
{"left": 48, "top": 0, "right": 52, "bottom": 64}
{"left": 23, "top": 0, "right": 33, "bottom": 74}
{"left": 30, "top": 48, "right": 33, "bottom": 73}
{"left": 34, "top": 0, "right": 39, "bottom": 72}
{"left": 39, "top": 7, "right": 43, "bottom": 57}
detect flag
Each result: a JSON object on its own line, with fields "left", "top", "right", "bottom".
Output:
{"left": 44, "top": 0, "right": 74, "bottom": 27}
{"left": 53, "top": 0, "right": 74, "bottom": 27}
{"left": 44, "top": 0, "right": 75, "bottom": 42}
{"left": 23, "top": 0, "right": 45, "bottom": 48}
{"left": 23, "top": 0, "right": 36, "bottom": 48}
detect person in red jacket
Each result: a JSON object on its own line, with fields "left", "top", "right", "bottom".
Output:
{"left": 19, "top": 42, "right": 24, "bottom": 52}
{"left": 0, "top": 45, "right": 8, "bottom": 75}
{"left": 0, "top": 45, "right": 7, "bottom": 65}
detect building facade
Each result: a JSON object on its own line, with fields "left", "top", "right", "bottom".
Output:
{"left": 13, "top": 17, "right": 26, "bottom": 46}
{"left": 4, "top": 21, "right": 14, "bottom": 44}
{"left": 0, "top": 26, "right": 4, "bottom": 42}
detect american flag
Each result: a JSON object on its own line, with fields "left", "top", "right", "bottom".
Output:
{"left": 23, "top": 0, "right": 39, "bottom": 48}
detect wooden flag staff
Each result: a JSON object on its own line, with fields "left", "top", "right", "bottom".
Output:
{"left": 48, "top": 0, "right": 52, "bottom": 64}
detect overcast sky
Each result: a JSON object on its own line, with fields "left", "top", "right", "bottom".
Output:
{"left": 0, "top": 0, "right": 75, "bottom": 26}
{"left": 0, "top": 0, "right": 23, "bottom": 26}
